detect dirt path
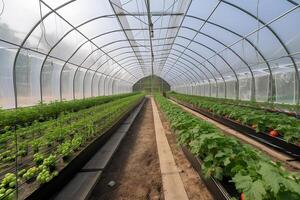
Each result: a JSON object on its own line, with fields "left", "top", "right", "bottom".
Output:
{"left": 89, "top": 98, "right": 163, "bottom": 200}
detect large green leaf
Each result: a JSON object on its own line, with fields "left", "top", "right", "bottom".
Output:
{"left": 245, "top": 180, "right": 267, "bottom": 200}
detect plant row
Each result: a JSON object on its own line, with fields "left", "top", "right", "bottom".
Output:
{"left": 0, "top": 93, "right": 137, "bottom": 133}
{"left": 168, "top": 92, "right": 300, "bottom": 145}
{"left": 170, "top": 91, "right": 300, "bottom": 114}
{"left": 0, "top": 93, "right": 144, "bottom": 200}
{"left": 155, "top": 95, "right": 300, "bottom": 200}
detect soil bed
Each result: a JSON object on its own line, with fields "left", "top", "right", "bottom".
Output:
{"left": 89, "top": 98, "right": 163, "bottom": 200}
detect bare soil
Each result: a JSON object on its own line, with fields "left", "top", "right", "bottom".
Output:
{"left": 89, "top": 98, "right": 163, "bottom": 200}
{"left": 157, "top": 103, "right": 213, "bottom": 200}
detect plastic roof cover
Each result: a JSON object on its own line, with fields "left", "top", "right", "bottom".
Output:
{"left": 0, "top": 0, "right": 300, "bottom": 108}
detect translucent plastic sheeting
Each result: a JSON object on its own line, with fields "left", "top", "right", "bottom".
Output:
{"left": 1, "top": 0, "right": 300, "bottom": 109}
{"left": 16, "top": 50, "right": 44, "bottom": 107}
{"left": 0, "top": 43, "right": 15, "bottom": 108}
{"left": 275, "top": 69, "right": 296, "bottom": 104}
{"left": 61, "top": 64, "right": 77, "bottom": 100}
{"left": 255, "top": 73, "right": 269, "bottom": 102}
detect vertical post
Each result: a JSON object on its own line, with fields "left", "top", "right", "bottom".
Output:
{"left": 236, "top": 80, "right": 239, "bottom": 100}
{"left": 146, "top": 0, "right": 154, "bottom": 95}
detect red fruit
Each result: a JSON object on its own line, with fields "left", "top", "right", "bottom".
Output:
{"left": 269, "top": 130, "right": 279, "bottom": 137}
{"left": 240, "top": 193, "right": 246, "bottom": 200}
{"left": 268, "top": 127, "right": 274, "bottom": 132}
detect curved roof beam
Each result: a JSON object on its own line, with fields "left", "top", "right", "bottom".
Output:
{"left": 112, "top": 62, "right": 196, "bottom": 85}
{"left": 80, "top": 35, "right": 237, "bottom": 91}
{"left": 105, "top": 55, "right": 202, "bottom": 84}
{"left": 44, "top": 18, "right": 247, "bottom": 99}
{"left": 107, "top": 65, "right": 188, "bottom": 89}
{"left": 87, "top": 45, "right": 172, "bottom": 70}
{"left": 109, "top": 54, "right": 208, "bottom": 83}
{"left": 12, "top": 0, "right": 77, "bottom": 107}
{"left": 173, "top": 25, "right": 255, "bottom": 98}
{"left": 164, "top": 0, "right": 299, "bottom": 99}
{"left": 55, "top": 20, "right": 256, "bottom": 98}
{"left": 99, "top": 45, "right": 219, "bottom": 83}
{"left": 84, "top": 39, "right": 225, "bottom": 85}
{"left": 177, "top": 36, "right": 239, "bottom": 78}
{"left": 12, "top": 0, "right": 300, "bottom": 106}
{"left": 59, "top": 26, "right": 177, "bottom": 73}
{"left": 160, "top": 0, "right": 223, "bottom": 79}
{"left": 89, "top": 49, "right": 204, "bottom": 83}
{"left": 52, "top": 19, "right": 252, "bottom": 98}
{"left": 35, "top": 8, "right": 139, "bottom": 101}
{"left": 59, "top": 27, "right": 178, "bottom": 100}
{"left": 184, "top": 15, "right": 273, "bottom": 98}
{"left": 186, "top": 15, "right": 270, "bottom": 71}
{"left": 80, "top": 37, "right": 177, "bottom": 69}
{"left": 113, "top": 56, "right": 202, "bottom": 84}
{"left": 77, "top": 17, "right": 262, "bottom": 83}
{"left": 38, "top": 3, "right": 192, "bottom": 101}
{"left": 85, "top": 35, "right": 235, "bottom": 86}
{"left": 168, "top": 25, "right": 255, "bottom": 84}
{"left": 217, "top": 0, "right": 299, "bottom": 101}
{"left": 60, "top": 10, "right": 141, "bottom": 97}
{"left": 96, "top": 44, "right": 217, "bottom": 83}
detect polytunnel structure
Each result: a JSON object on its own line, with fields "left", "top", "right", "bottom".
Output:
{"left": 1, "top": 0, "right": 300, "bottom": 200}
{"left": 0, "top": 0, "right": 299, "bottom": 108}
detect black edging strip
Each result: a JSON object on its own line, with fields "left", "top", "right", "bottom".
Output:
{"left": 25, "top": 97, "right": 145, "bottom": 200}
{"left": 169, "top": 97, "right": 300, "bottom": 160}
{"left": 181, "top": 146, "right": 233, "bottom": 200}
{"left": 79, "top": 168, "right": 103, "bottom": 172}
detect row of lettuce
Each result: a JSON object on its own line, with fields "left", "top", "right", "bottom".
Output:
{"left": 168, "top": 92, "right": 300, "bottom": 145}
{"left": 0, "top": 93, "right": 138, "bottom": 133}
{"left": 155, "top": 95, "right": 300, "bottom": 200}
{"left": 0, "top": 93, "right": 144, "bottom": 200}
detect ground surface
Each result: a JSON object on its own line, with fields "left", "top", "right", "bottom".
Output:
{"left": 89, "top": 99, "right": 164, "bottom": 200}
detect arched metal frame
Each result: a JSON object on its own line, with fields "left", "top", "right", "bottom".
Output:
{"left": 104, "top": 65, "right": 187, "bottom": 96}
{"left": 104, "top": 57, "right": 201, "bottom": 91}
{"left": 116, "top": 62, "right": 198, "bottom": 86}
{"left": 7, "top": 0, "right": 300, "bottom": 108}
{"left": 84, "top": 39, "right": 228, "bottom": 93}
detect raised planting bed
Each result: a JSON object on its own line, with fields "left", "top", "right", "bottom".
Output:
{"left": 0, "top": 94, "right": 144, "bottom": 200}
{"left": 167, "top": 92, "right": 300, "bottom": 118}
{"left": 155, "top": 95, "right": 300, "bottom": 200}
{"left": 0, "top": 93, "right": 137, "bottom": 133}
{"left": 167, "top": 93, "right": 300, "bottom": 145}
{"left": 181, "top": 146, "right": 235, "bottom": 200}
{"left": 26, "top": 96, "right": 145, "bottom": 200}
{"left": 169, "top": 97, "right": 300, "bottom": 160}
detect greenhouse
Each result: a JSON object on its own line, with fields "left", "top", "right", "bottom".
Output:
{"left": 0, "top": 0, "right": 300, "bottom": 199}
